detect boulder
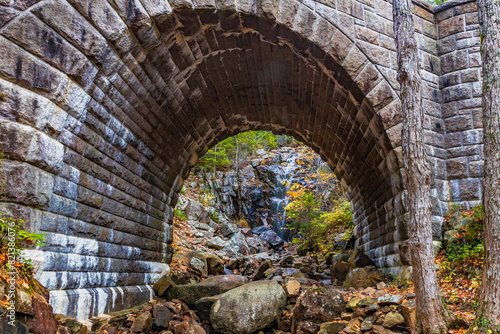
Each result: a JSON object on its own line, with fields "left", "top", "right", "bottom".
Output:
{"left": 246, "top": 237, "right": 270, "bottom": 253}
{"left": 220, "top": 222, "right": 240, "bottom": 237}
{"left": 252, "top": 260, "right": 271, "bottom": 281}
{"left": 130, "top": 312, "right": 153, "bottom": 333}
{"left": 166, "top": 282, "right": 220, "bottom": 307}
{"left": 292, "top": 287, "right": 345, "bottom": 332}
{"left": 331, "top": 262, "right": 354, "bottom": 285}
{"left": 227, "top": 232, "right": 250, "bottom": 255}
{"left": 444, "top": 212, "right": 471, "bottom": 231}
{"left": 211, "top": 280, "right": 286, "bottom": 334}
{"left": 152, "top": 304, "right": 171, "bottom": 329}
{"left": 153, "top": 275, "right": 175, "bottom": 297}
{"left": 258, "top": 230, "right": 284, "bottom": 248}
{"left": 318, "top": 321, "right": 347, "bottom": 334}
{"left": 206, "top": 254, "right": 224, "bottom": 275}
{"left": 185, "top": 200, "right": 209, "bottom": 220}
{"left": 188, "top": 251, "right": 208, "bottom": 278}
{"left": 343, "top": 266, "right": 383, "bottom": 289}
{"left": 383, "top": 311, "right": 405, "bottom": 328}
{"left": 202, "top": 275, "right": 249, "bottom": 293}
{"left": 252, "top": 226, "right": 272, "bottom": 235}
{"left": 206, "top": 237, "right": 225, "bottom": 250}
{"left": 284, "top": 277, "right": 301, "bottom": 298}
{"left": 377, "top": 294, "right": 403, "bottom": 306}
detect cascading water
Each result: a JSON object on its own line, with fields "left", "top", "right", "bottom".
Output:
{"left": 270, "top": 151, "right": 299, "bottom": 242}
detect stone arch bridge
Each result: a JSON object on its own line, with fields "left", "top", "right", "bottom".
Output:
{"left": 0, "top": 0, "right": 483, "bottom": 320}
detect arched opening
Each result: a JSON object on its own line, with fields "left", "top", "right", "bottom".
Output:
{"left": 0, "top": 0, "right": 413, "bottom": 320}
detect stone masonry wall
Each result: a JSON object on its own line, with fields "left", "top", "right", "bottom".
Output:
{"left": 0, "top": 0, "right": 483, "bottom": 321}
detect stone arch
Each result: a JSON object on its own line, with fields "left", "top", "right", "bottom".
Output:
{"left": 0, "top": 0, "right": 482, "bottom": 321}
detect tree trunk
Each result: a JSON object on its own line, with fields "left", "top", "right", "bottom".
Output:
{"left": 473, "top": 0, "right": 500, "bottom": 331}
{"left": 392, "top": 0, "right": 454, "bottom": 333}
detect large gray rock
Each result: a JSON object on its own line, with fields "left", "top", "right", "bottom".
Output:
{"left": 206, "top": 236, "right": 225, "bottom": 250}
{"left": 227, "top": 232, "right": 250, "bottom": 255}
{"left": 210, "top": 280, "right": 286, "bottom": 334}
{"left": 220, "top": 222, "right": 240, "bottom": 237}
{"left": 185, "top": 200, "right": 209, "bottom": 220}
{"left": 258, "top": 230, "right": 284, "bottom": 248}
{"left": 292, "top": 287, "right": 345, "bottom": 332}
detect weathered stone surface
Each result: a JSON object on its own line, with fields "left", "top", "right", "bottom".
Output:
{"left": 292, "top": 287, "right": 345, "bottom": 331}
{"left": 343, "top": 266, "right": 383, "bottom": 289}
{"left": 130, "top": 312, "right": 153, "bottom": 333}
{"left": 382, "top": 311, "right": 405, "bottom": 328}
{"left": 211, "top": 281, "right": 286, "bottom": 334}
{"left": 153, "top": 275, "right": 175, "bottom": 297}
{"left": 166, "top": 282, "right": 220, "bottom": 307}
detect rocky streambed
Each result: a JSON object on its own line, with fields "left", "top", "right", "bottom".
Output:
{"left": 52, "top": 196, "right": 417, "bottom": 334}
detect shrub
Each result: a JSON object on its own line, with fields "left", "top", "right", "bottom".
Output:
{"left": 174, "top": 207, "right": 187, "bottom": 221}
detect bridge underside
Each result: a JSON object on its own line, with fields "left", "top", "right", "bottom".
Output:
{"left": 0, "top": 0, "right": 483, "bottom": 321}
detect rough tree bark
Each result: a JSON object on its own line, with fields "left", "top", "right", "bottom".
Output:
{"left": 473, "top": 0, "right": 500, "bottom": 331}
{"left": 392, "top": 0, "right": 455, "bottom": 333}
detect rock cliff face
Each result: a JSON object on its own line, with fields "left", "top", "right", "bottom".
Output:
{"left": 199, "top": 146, "right": 337, "bottom": 240}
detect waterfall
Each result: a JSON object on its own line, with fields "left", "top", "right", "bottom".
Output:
{"left": 270, "top": 151, "right": 298, "bottom": 242}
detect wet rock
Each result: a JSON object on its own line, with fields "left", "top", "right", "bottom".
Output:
{"left": 318, "top": 321, "right": 347, "bottom": 334}
{"left": 203, "top": 275, "right": 249, "bottom": 293}
{"left": 377, "top": 294, "right": 403, "bottom": 306}
{"left": 166, "top": 282, "right": 220, "bottom": 307}
{"left": 259, "top": 230, "right": 284, "bottom": 248}
{"left": 382, "top": 311, "right": 405, "bottom": 328}
{"left": 206, "top": 237, "right": 225, "bottom": 250}
{"left": 130, "top": 312, "right": 153, "bottom": 333}
{"left": 206, "top": 254, "right": 225, "bottom": 275}
{"left": 226, "top": 258, "right": 240, "bottom": 270}
{"left": 292, "top": 287, "right": 345, "bottom": 332}
{"left": 284, "top": 277, "right": 301, "bottom": 297}
{"left": 211, "top": 280, "right": 286, "bottom": 334}
{"left": 153, "top": 275, "right": 175, "bottom": 297}
{"left": 252, "top": 260, "right": 272, "bottom": 281}
{"left": 343, "top": 266, "right": 383, "bottom": 289}
{"left": 152, "top": 304, "right": 171, "bottom": 329}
